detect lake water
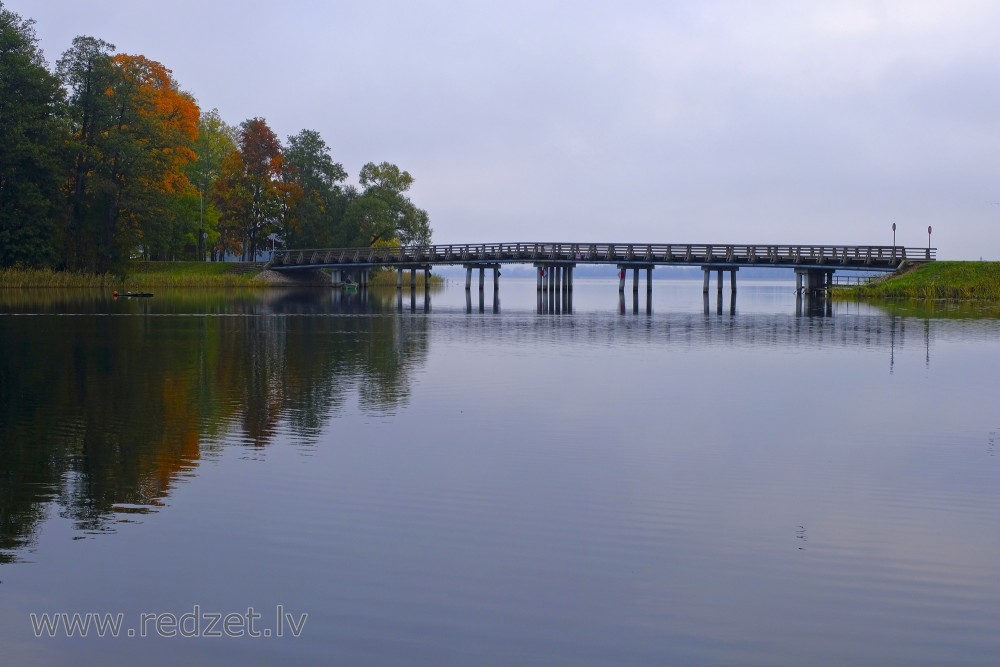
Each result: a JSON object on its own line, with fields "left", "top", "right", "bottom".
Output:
{"left": 1, "top": 279, "right": 998, "bottom": 666}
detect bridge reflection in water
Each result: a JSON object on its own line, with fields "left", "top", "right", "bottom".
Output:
{"left": 388, "top": 277, "right": 843, "bottom": 317}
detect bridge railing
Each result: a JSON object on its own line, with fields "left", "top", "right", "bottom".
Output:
{"left": 270, "top": 243, "right": 936, "bottom": 268}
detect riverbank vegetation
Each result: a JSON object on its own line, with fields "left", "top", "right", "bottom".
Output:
{"left": 0, "top": 3, "right": 431, "bottom": 278}
{"left": 0, "top": 263, "right": 262, "bottom": 288}
{"left": 835, "top": 261, "right": 1000, "bottom": 300}
{"left": 368, "top": 269, "right": 443, "bottom": 287}
{"left": 0, "top": 262, "right": 448, "bottom": 289}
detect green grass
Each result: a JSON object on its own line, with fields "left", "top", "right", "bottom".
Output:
{"left": 126, "top": 262, "right": 263, "bottom": 287}
{"left": 836, "top": 261, "right": 1000, "bottom": 300}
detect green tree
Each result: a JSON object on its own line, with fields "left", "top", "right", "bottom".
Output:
{"left": 283, "top": 129, "right": 347, "bottom": 249}
{"left": 187, "top": 108, "right": 236, "bottom": 260}
{"left": 0, "top": 3, "right": 66, "bottom": 268}
{"left": 56, "top": 35, "right": 117, "bottom": 270}
{"left": 344, "top": 161, "right": 431, "bottom": 247}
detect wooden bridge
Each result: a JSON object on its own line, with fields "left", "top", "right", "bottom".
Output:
{"left": 267, "top": 242, "right": 935, "bottom": 295}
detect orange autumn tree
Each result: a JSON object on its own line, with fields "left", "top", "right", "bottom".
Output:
{"left": 214, "top": 118, "right": 301, "bottom": 261}
{"left": 98, "top": 54, "right": 199, "bottom": 267}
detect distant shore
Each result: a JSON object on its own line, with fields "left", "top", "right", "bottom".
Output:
{"left": 833, "top": 261, "right": 1000, "bottom": 300}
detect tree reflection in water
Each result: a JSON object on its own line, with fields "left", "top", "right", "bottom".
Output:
{"left": 0, "top": 288, "right": 428, "bottom": 560}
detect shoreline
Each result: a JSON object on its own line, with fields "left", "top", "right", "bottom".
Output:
{"left": 3, "top": 260, "right": 997, "bottom": 299}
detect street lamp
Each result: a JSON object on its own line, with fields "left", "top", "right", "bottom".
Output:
{"left": 891, "top": 222, "right": 896, "bottom": 248}
{"left": 927, "top": 225, "right": 932, "bottom": 256}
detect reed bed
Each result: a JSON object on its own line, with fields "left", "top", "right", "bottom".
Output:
{"left": 0, "top": 263, "right": 262, "bottom": 289}
{"left": 367, "top": 269, "right": 444, "bottom": 287}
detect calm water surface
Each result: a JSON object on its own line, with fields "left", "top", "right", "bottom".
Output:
{"left": 1, "top": 279, "right": 998, "bottom": 666}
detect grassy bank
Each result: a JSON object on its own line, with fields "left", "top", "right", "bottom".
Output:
{"left": 0, "top": 262, "right": 263, "bottom": 288}
{"left": 836, "top": 261, "right": 1000, "bottom": 300}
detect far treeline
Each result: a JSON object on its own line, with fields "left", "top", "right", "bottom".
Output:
{"left": 0, "top": 3, "right": 431, "bottom": 275}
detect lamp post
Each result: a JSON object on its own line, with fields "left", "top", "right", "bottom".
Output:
{"left": 891, "top": 222, "right": 896, "bottom": 248}
{"left": 927, "top": 225, "right": 932, "bottom": 254}
{"left": 199, "top": 186, "right": 204, "bottom": 261}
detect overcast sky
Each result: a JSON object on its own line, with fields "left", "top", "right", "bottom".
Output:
{"left": 11, "top": 0, "right": 1000, "bottom": 258}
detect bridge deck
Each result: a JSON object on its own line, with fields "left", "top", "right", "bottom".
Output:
{"left": 269, "top": 243, "right": 935, "bottom": 272}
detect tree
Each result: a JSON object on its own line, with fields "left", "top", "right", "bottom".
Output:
{"left": 214, "top": 118, "right": 289, "bottom": 261}
{"left": 344, "top": 161, "right": 431, "bottom": 247}
{"left": 103, "top": 54, "right": 199, "bottom": 265}
{"left": 187, "top": 108, "right": 236, "bottom": 260}
{"left": 56, "top": 35, "right": 116, "bottom": 270}
{"left": 57, "top": 40, "right": 199, "bottom": 272}
{"left": 283, "top": 129, "right": 347, "bottom": 249}
{"left": 0, "top": 3, "right": 67, "bottom": 268}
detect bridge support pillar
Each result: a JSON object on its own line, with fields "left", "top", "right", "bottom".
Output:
{"left": 567, "top": 266, "right": 573, "bottom": 292}
{"left": 466, "top": 266, "right": 472, "bottom": 291}
{"left": 702, "top": 267, "right": 738, "bottom": 294}
{"left": 397, "top": 268, "right": 403, "bottom": 290}
{"left": 410, "top": 268, "right": 416, "bottom": 290}
{"left": 619, "top": 264, "right": 653, "bottom": 296}
{"left": 493, "top": 265, "right": 500, "bottom": 291}
{"left": 795, "top": 268, "right": 833, "bottom": 294}
{"left": 479, "top": 267, "right": 485, "bottom": 292}
{"left": 425, "top": 268, "right": 431, "bottom": 291}
{"left": 536, "top": 266, "right": 543, "bottom": 292}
